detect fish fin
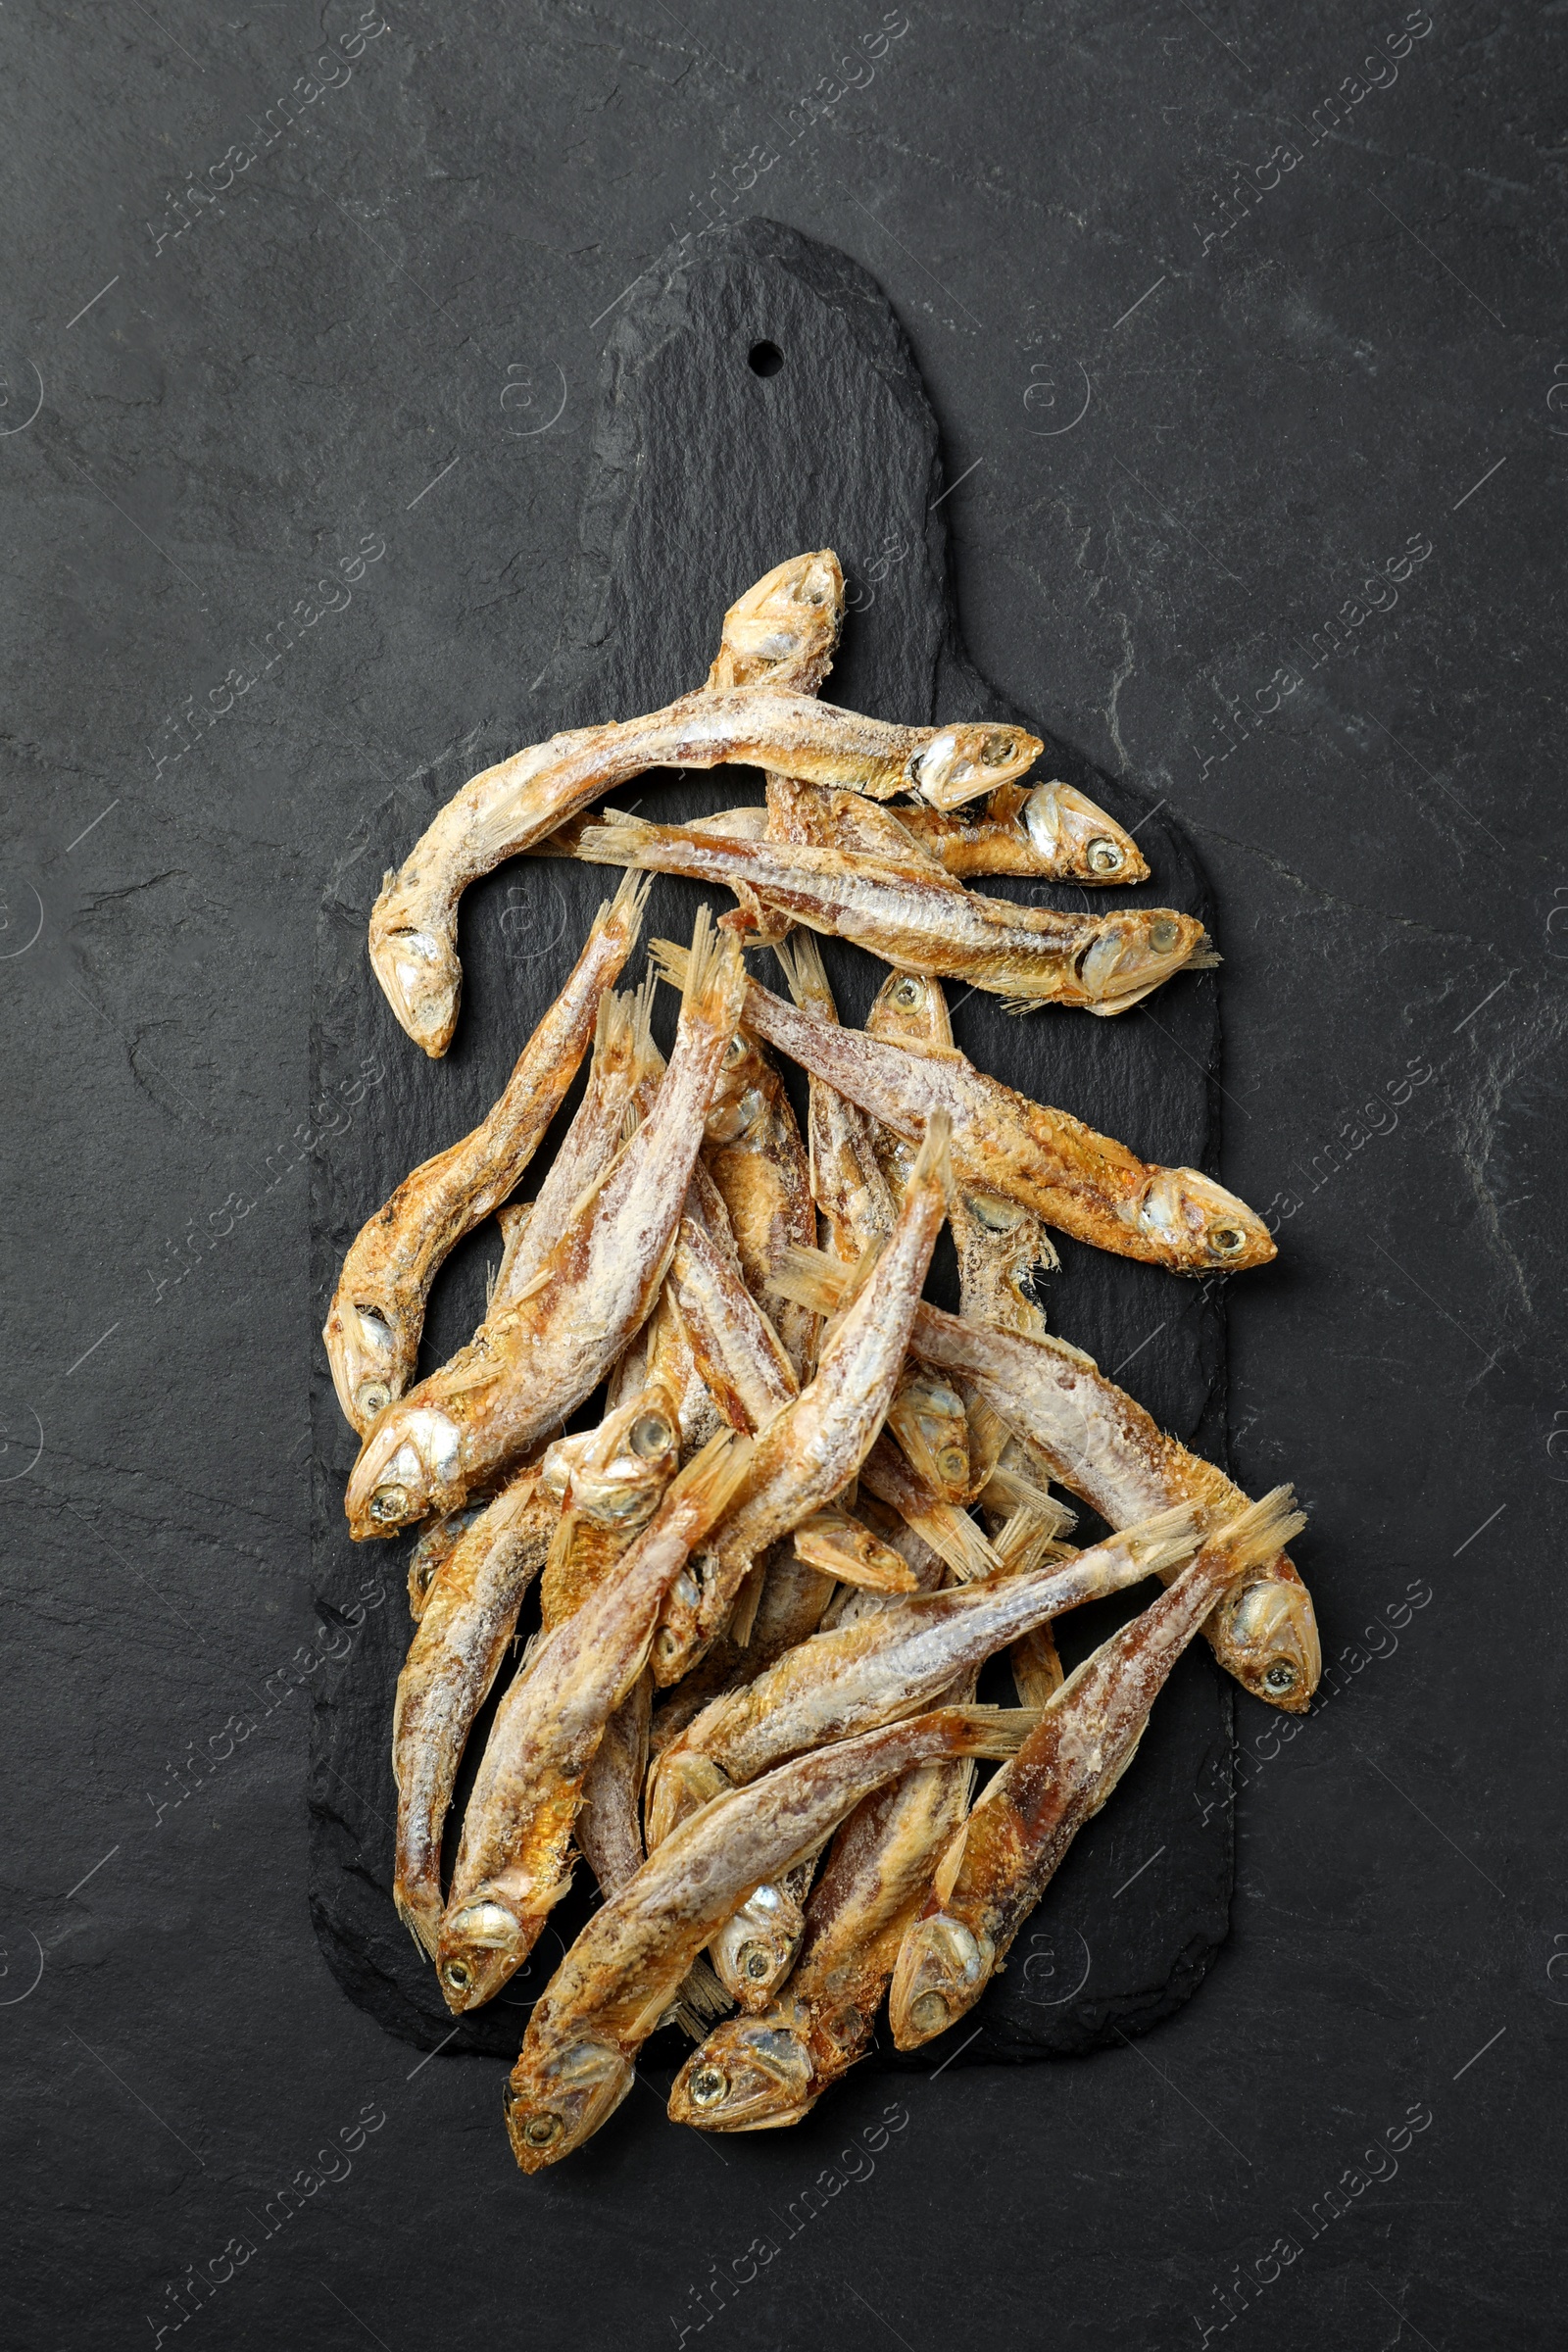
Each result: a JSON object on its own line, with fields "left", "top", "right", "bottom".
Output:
{"left": 660, "top": 1954, "right": 736, "bottom": 2038}
{"left": 1201, "top": 1486, "right": 1306, "bottom": 1579}
{"left": 596, "top": 863, "right": 655, "bottom": 945}
{"left": 897, "top": 1496, "right": 1001, "bottom": 1585}
{"left": 628, "top": 977, "right": 665, "bottom": 1083}
{"left": 906, "top": 1107, "right": 954, "bottom": 1203}
{"left": 665, "top": 1427, "right": 756, "bottom": 1544}
{"left": 976, "top": 1460, "right": 1075, "bottom": 1531}
{"left": 772, "top": 928, "right": 838, "bottom": 1020}
{"left": 1120, "top": 1502, "right": 1206, "bottom": 1579}
{"left": 680, "top": 905, "right": 749, "bottom": 1037}
{"left": 574, "top": 812, "right": 664, "bottom": 867}
{"left": 1000, "top": 995, "right": 1045, "bottom": 1018}
{"left": 993, "top": 1505, "right": 1073, "bottom": 1580}
{"left": 728, "top": 1558, "right": 767, "bottom": 1644}
{"left": 942, "top": 1702, "right": 1043, "bottom": 1759}
{"left": 1187, "top": 939, "right": 1222, "bottom": 970}
{"left": 649, "top": 936, "right": 692, "bottom": 995}
{"left": 768, "top": 1242, "right": 855, "bottom": 1317}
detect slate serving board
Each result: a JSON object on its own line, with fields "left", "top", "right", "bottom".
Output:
{"left": 308, "top": 220, "right": 1234, "bottom": 2069}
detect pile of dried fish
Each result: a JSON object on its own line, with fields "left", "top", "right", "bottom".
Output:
{"left": 327, "top": 551, "right": 1319, "bottom": 2173}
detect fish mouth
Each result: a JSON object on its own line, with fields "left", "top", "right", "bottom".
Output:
{"left": 1136, "top": 1168, "right": 1277, "bottom": 1275}
{"left": 344, "top": 1408, "right": 465, "bottom": 1540}
{"left": 888, "top": 1912, "right": 993, "bottom": 2049}
{"left": 1023, "top": 782, "right": 1150, "bottom": 885}
{"left": 668, "top": 2022, "right": 816, "bottom": 2131}
{"left": 1216, "top": 1575, "right": 1322, "bottom": 1712}
{"left": 368, "top": 895, "right": 462, "bottom": 1058}
{"left": 505, "top": 2040, "right": 634, "bottom": 2171}
{"left": 1075, "top": 914, "right": 1212, "bottom": 1013}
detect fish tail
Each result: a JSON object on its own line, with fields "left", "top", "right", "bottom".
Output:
{"left": 1119, "top": 1502, "right": 1204, "bottom": 1578}
{"left": 576, "top": 814, "right": 664, "bottom": 868}
{"left": 627, "top": 975, "right": 664, "bottom": 1080}
{"left": 773, "top": 929, "right": 837, "bottom": 1019}
{"left": 596, "top": 863, "right": 654, "bottom": 943}
{"left": 901, "top": 1496, "right": 1002, "bottom": 1585}
{"left": 666, "top": 1426, "right": 755, "bottom": 1543}
{"left": 994, "top": 1505, "right": 1074, "bottom": 1579}
{"left": 1200, "top": 1486, "right": 1305, "bottom": 1582}
{"left": 649, "top": 935, "right": 691, "bottom": 995}
{"left": 592, "top": 984, "right": 633, "bottom": 1066}
{"left": 679, "top": 906, "right": 748, "bottom": 1038}
{"left": 933, "top": 1702, "right": 1042, "bottom": 1759}
{"left": 905, "top": 1107, "right": 954, "bottom": 1202}
{"left": 769, "top": 1243, "right": 854, "bottom": 1317}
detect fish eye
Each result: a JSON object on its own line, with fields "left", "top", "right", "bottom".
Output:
{"left": 656, "top": 1629, "right": 681, "bottom": 1662}
{"left": 592, "top": 1488, "right": 649, "bottom": 1521}
{"left": 1208, "top": 1225, "right": 1248, "bottom": 1257}
{"left": 357, "top": 1382, "right": 391, "bottom": 1419}
{"left": 369, "top": 1485, "right": 409, "bottom": 1522}
{"left": 966, "top": 1191, "right": 1022, "bottom": 1233}
{"left": 826, "top": 2004, "right": 862, "bottom": 2046}
{"left": 521, "top": 2112, "right": 563, "bottom": 2148}
{"left": 629, "top": 1413, "right": 673, "bottom": 1459}
{"left": 909, "top": 1990, "right": 950, "bottom": 2035}
{"left": 936, "top": 1447, "right": 968, "bottom": 1485}
{"left": 723, "top": 1034, "right": 748, "bottom": 1064}
{"left": 1085, "top": 836, "right": 1123, "bottom": 874}
{"left": 1150, "top": 916, "right": 1181, "bottom": 952}
{"left": 1263, "top": 1660, "right": 1298, "bottom": 1695}
{"left": 980, "top": 731, "right": 1016, "bottom": 767}
{"left": 443, "top": 1958, "right": 471, "bottom": 1991}
{"left": 892, "top": 975, "right": 923, "bottom": 1006}
{"left": 689, "top": 2063, "right": 730, "bottom": 2108}
{"left": 739, "top": 1942, "right": 773, "bottom": 1982}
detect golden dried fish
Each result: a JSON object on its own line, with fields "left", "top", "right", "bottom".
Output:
{"left": 580, "top": 815, "right": 1211, "bottom": 1013}
{"left": 323, "top": 875, "right": 649, "bottom": 1434}
{"left": 705, "top": 549, "right": 846, "bottom": 694}
{"left": 772, "top": 932, "right": 896, "bottom": 1264}
{"left": 435, "top": 1432, "right": 753, "bottom": 2011}
{"left": 652, "top": 944, "right": 1275, "bottom": 1276}
{"left": 489, "top": 981, "right": 663, "bottom": 1314}
{"left": 391, "top": 1465, "right": 558, "bottom": 1956}
{"left": 650, "top": 1114, "right": 955, "bottom": 1684}
{"left": 538, "top": 1385, "right": 682, "bottom": 1633}
{"left": 889, "top": 1490, "right": 1304, "bottom": 2047}
{"left": 858, "top": 1434, "right": 1002, "bottom": 1585}
{"left": 503, "top": 1705, "right": 1034, "bottom": 2171}
{"left": 665, "top": 1210, "right": 798, "bottom": 1434}
{"left": 373, "top": 698, "right": 1038, "bottom": 1054}
{"left": 669, "top": 1744, "right": 974, "bottom": 2129}
{"left": 344, "top": 915, "right": 748, "bottom": 1539}
{"left": 647, "top": 1507, "right": 1192, "bottom": 1851}
{"left": 885, "top": 1365, "right": 972, "bottom": 1502}
{"left": 898, "top": 780, "right": 1149, "bottom": 884}
{"left": 701, "top": 1026, "right": 817, "bottom": 1385}
{"left": 774, "top": 1249, "right": 1321, "bottom": 1712}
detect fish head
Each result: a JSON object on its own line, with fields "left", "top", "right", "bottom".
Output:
{"left": 368, "top": 890, "right": 462, "bottom": 1058}
{"left": 435, "top": 1897, "right": 535, "bottom": 2013}
{"left": 323, "top": 1298, "right": 408, "bottom": 1435}
{"left": 344, "top": 1405, "right": 465, "bottom": 1539}
{"left": 667, "top": 2012, "right": 816, "bottom": 2131}
{"left": 1137, "top": 1168, "right": 1277, "bottom": 1274}
{"left": 1210, "top": 1567, "right": 1321, "bottom": 1713}
{"left": 887, "top": 1369, "right": 971, "bottom": 1500}
{"left": 865, "top": 967, "right": 954, "bottom": 1052}
{"left": 710, "top": 1882, "right": 808, "bottom": 2013}
{"left": 569, "top": 1383, "right": 682, "bottom": 1531}
{"left": 887, "top": 1909, "right": 994, "bottom": 2049}
{"left": 704, "top": 1029, "right": 774, "bottom": 1142}
{"left": 1074, "top": 909, "right": 1214, "bottom": 1013}
{"left": 710, "top": 551, "right": 845, "bottom": 695}
{"left": 505, "top": 2035, "right": 634, "bottom": 2171}
{"left": 1023, "top": 781, "right": 1150, "bottom": 885}
{"left": 906, "top": 723, "right": 1043, "bottom": 809}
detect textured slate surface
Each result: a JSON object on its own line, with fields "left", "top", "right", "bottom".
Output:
{"left": 6, "top": 7, "right": 1564, "bottom": 2347}
{"left": 308, "top": 220, "right": 1234, "bottom": 2066}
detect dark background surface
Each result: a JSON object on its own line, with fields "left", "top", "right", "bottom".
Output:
{"left": 2, "top": 5, "right": 1563, "bottom": 2348}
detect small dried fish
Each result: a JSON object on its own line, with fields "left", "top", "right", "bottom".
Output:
{"left": 434, "top": 1432, "right": 753, "bottom": 2012}
{"left": 344, "top": 915, "right": 747, "bottom": 1538}
{"left": 391, "top": 1465, "right": 558, "bottom": 1956}
{"left": 772, "top": 932, "right": 896, "bottom": 1264}
{"left": 373, "top": 694, "right": 1039, "bottom": 1053}
{"left": 774, "top": 1250, "right": 1321, "bottom": 1712}
{"left": 576, "top": 1672, "right": 651, "bottom": 1898}
{"left": 898, "top": 780, "right": 1149, "bottom": 885}
{"left": 323, "top": 874, "right": 649, "bottom": 1434}
{"left": 489, "top": 981, "right": 663, "bottom": 1315}
{"left": 652, "top": 945, "right": 1275, "bottom": 1276}
{"left": 888, "top": 1490, "right": 1305, "bottom": 2047}
{"left": 538, "top": 1385, "right": 683, "bottom": 1634}
{"left": 406, "top": 1504, "right": 488, "bottom": 1621}
{"left": 701, "top": 1027, "right": 817, "bottom": 1384}
{"left": 503, "top": 1706, "right": 1034, "bottom": 2171}
{"left": 650, "top": 1113, "right": 955, "bottom": 1684}
{"left": 646, "top": 1508, "right": 1192, "bottom": 1851}
{"left": 579, "top": 815, "right": 1211, "bottom": 1013}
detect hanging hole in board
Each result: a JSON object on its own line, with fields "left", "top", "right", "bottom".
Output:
{"left": 748, "top": 340, "right": 784, "bottom": 378}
